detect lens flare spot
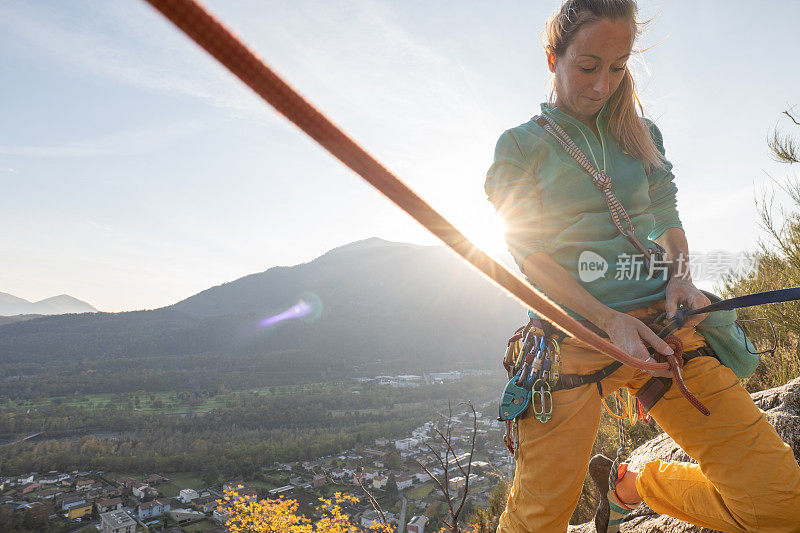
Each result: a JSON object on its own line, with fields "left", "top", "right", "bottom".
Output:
{"left": 260, "top": 300, "right": 312, "bottom": 327}
{"left": 259, "top": 292, "right": 323, "bottom": 327}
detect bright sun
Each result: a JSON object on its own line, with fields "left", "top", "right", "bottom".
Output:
{"left": 459, "top": 211, "right": 509, "bottom": 260}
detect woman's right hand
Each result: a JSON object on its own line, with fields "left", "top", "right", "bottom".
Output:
{"left": 599, "top": 311, "right": 675, "bottom": 378}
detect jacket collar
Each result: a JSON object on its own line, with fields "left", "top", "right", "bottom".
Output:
{"left": 539, "top": 101, "right": 609, "bottom": 131}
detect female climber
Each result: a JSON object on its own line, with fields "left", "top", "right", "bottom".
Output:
{"left": 485, "top": 1, "right": 800, "bottom": 531}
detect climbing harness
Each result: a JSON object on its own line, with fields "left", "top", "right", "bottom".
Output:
{"left": 495, "top": 288, "right": 789, "bottom": 456}
{"left": 497, "top": 317, "right": 691, "bottom": 455}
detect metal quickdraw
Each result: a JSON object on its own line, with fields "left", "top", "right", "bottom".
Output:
{"left": 499, "top": 321, "right": 564, "bottom": 453}
{"left": 532, "top": 379, "right": 552, "bottom": 423}
{"left": 500, "top": 324, "right": 540, "bottom": 454}
{"left": 549, "top": 337, "right": 561, "bottom": 385}
{"left": 532, "top": 338, "right": 559, "bottom": 424}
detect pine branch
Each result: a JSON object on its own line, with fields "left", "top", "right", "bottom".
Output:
{"left": 768, "top": 106, "right": 800, "bottom": 164}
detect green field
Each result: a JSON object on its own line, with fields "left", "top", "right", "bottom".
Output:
{"left": 405, "top": 482, "right": 434, "bottom": 500}
{"left": 0, "top": 382, "right": 348, "bottom": 416}
{"left": 103, "top": 471, "right": 141, "bottom": 480}
{"left": 181, "top": 519, "right": 218, "bottom": 532}
{"left": 158, "top": 472, "right": 204, "bottom": 498}
{"left": 99, "top": 471, "right": 205, "bottom": 498}
{"left": 246, "top": 479, "right": 281, "bottom": 491}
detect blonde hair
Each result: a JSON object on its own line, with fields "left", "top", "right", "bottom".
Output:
{"left": 545, "top": 0, "right": 665, "bottom": 169}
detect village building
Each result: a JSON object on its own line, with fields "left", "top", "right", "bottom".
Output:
{"left": 75, "top": 479, "right": 95, "bottom": 492}
{"left": 67, "top": 502, "right": 93, "bottom": 520}
{"left": 100, "top": 509, "right": 136, "bottom": 533}
{"left": 360, "top": 509, "right": 382, "bottom": 528}
{"left": 407, "top": 515, "right": 428, "bottom": 533}
{"left": 169, "top": 509, "right": 205, "bottom": 525}
{"left": 212, "top": 507, "right": 230, "bottom": 524}
{"left": 394, "top": 438, "right": 419, "bottom": 451}
{"left": 190, "top": 496, "right": 213, "bottom": 511}
{"left": 362, "top": 448, "right": 388, "bottom": 460}
{"left": 60, "top": 495, "right": 86, "bottom": 511}
{"left": 37, "top": 487, "right": 63, "bottom": 500}
{"left": 114, "top": 477, "right": 138, "bottom": 494}
{"left": 413, "top": 471, "right": 429, "bottom": 483}
{"left": 446, "top": 452, "right": 471, "bottom": 468}
{"left": 268, "top": 485, "right": 294, "bottom": 497}
{"left": 361, "top": 510, "right": 397, "bottom": 528}
{"left": 144, "top": 474, "right": 169, "bottom": 485}
{"left": 396, "top": 474, "right": 413, "bottom": 491}
{"left": 449, "top": 473, "right": 478, "bottom": 490}
{"left": 96, "top": 497, "right": 123, "bottom": 513}
{"left": 178, "top": 488, "right": 199, "bottom": 503}
{"left": 21, "top": 482, "right": 40, "bottom": 495}
{"left": 138, "top": 498, "right": 171, "bottom": 519}
{"left": 131, "top": 482, "right": 157, "bottom": 499}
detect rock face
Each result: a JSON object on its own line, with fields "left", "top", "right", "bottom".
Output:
{"left": 568, "top": 377, "right": 800, "bottom": 532}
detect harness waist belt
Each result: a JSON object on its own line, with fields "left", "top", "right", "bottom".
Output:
{"left": 551, "top": 345, "right": 716, "bottom": 394}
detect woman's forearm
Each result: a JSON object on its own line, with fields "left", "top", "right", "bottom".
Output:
{"left": 654, "top": 227, "right": 691, "bottom": 281}
{"left": 520, "top": 252, "right": 618, "bottom": 329}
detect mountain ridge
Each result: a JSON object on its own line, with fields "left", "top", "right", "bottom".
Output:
{"left": 0, "top": 292, "right": 97, "bottom": 317}
{"left": 0, "top": 238, "right": 526, "bottom": 383}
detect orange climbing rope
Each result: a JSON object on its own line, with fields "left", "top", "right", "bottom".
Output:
{"left": 141, "top": 0, "right": 672, "bottom": 377}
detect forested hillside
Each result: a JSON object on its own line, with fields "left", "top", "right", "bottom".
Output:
{"left": 0, "top": 239, "right": 524, "bottom": 398}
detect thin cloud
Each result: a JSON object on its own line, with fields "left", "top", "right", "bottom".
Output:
{"left": 0, "top": 1, "right": 275, "bottom": 118}
{"left": 0, "top": 121, "right": 203, "bottom": 158}
{"left": 232, "top": 0, "right": 491, "bottom": 130}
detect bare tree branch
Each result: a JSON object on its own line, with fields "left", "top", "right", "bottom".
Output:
{"left": 453, "top": 401, "right": 479, "bottom": 523}
{"left": 436, "top": 427, "right": 468, "bottom": 479}
{"left": 326, "top": 470, "right": 387, "bottom": 526}
{"left": 784, "top": 107, "right": 800, "bottom": 126}
{"left": 416, "top": 458, "right": 448, "bottom": 495}
{"left": 417, "top": 400, "right": 480, "bottom": 532}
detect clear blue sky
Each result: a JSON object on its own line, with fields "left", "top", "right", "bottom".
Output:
{"left": 2, "top": 0, "right": 798, "bottom": 312}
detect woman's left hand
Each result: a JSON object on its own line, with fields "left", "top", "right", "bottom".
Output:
{"left": 665, "top": 277, "right": 711, "bottom": 329}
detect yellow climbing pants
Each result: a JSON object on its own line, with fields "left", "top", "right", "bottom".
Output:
{"left": 497, "top": 303, "right": 800, "bottom": 532}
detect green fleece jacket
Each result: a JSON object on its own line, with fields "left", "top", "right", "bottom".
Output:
{"left": 485, "top": 102, "right": 683, "bottom": 320}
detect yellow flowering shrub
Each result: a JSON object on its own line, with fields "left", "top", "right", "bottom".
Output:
{"left": 218, "top": 487, "right": 393, "bottom": 533}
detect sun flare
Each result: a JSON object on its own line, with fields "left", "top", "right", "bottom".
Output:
{"left": 458, "top": 211, "right": 510, "bottom": 260}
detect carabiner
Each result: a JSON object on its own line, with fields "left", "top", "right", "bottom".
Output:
{"left": 549, "top": 338, "right": 561, "bottom": 384}
{"left": 532, "top": 379, "right": 553, "bottom": 424}
{"left": 540, "top": 356, "right": 552, "bottom": 383}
